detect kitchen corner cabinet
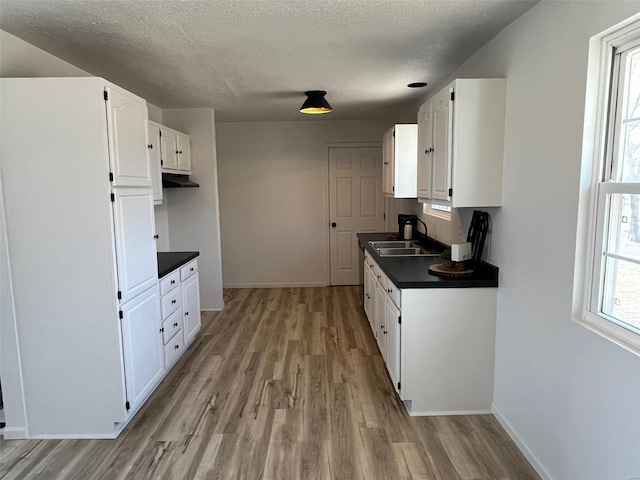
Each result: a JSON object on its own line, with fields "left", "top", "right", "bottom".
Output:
{"left": 1, "top": 77, "right": 162, "bottom": 438}
{"left": 417, "top": 79, "right": 506, "bottom": 208}
{"left": 363, "top": 252, "right": 496, "bottom": 414}
{"left": 382, "top": 124, "right": 418, "bottom": 198}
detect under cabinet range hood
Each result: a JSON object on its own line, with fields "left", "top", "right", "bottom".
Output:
{"left": 162, "top": 173, "right": 199, "bottom": 188}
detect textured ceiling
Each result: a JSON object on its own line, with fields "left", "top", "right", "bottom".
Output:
{"left": 0, "top": 0, "right": 537, "bottom": 121}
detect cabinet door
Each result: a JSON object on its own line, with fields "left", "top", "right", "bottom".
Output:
{"left": 182, "top": 272, "right": 201, "bottom": 345}
{"left": 161, "top": 129, "right": 178, "bottom": 171}
{"left": 147, "top": 121, "right": 163, "bottom": 205}
{"left": 431, "top": 87, "right": 453, "bottom": 202}
{"left": 385, "top": 298, "right": 401, "bottom": 395}
{"left": 176, "top": 133, "right": 191, "bottom": 172}
{"left": 382, "top": 128, "right": 394, "bottom": 195}
{"left": 120, "top": 286, "right": 164, "bottom": 414}
{"left": 374, "top": 280, "right": 387, "bottom": 357}
{"left": 112, "top": 188, "right": 159, "bottom": 303}
{"left": 364, "top": 262, "right": 376, "bottom": 326}
{"left": 417, "top": 101, "right": 433, "bottom": 200}
{"left": 105, "top": 87, "right": 151, "bottom": 187}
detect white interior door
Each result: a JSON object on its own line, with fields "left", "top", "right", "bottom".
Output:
{"left": 329, "top": 147, "right": 384, "bottom": 285}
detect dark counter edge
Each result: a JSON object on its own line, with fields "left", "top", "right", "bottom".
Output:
{"left": 157, "top": 251, "right": 200, "bottom": 278}
{"left": 358, "top": 232, "right": 498, "bottom": 289}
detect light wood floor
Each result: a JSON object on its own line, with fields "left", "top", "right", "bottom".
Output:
{"left": 0, "top": 287, "right": 539, "bottom": 480}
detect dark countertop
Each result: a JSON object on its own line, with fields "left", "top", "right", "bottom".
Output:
{"left": 157, "top": 251, "right": 200, "bottom": 278}
{"left": 358, "top": 232, "right": 498, "bottom": 289}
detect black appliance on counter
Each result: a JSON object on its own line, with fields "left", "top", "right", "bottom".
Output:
{"left": 398, "top": 214, "right": 417, "bottom": 236}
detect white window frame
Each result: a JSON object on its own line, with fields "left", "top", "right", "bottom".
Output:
{"left": 423, "top": 203, "right": 452, "bottom": 221}
{"left": 574, "top": 14, "right": 640, "bottom": 356}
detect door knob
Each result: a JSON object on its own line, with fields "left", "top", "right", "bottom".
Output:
{"left": 331, "top": 222, "right": 337, "bottom": 228}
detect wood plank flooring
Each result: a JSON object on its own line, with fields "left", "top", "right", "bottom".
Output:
{"left": 0, "top": 287, "right": 540, "bottom": 480}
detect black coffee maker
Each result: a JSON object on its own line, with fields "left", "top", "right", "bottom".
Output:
{"left": 397, "top": 214, "right": 417, "bottom": 237}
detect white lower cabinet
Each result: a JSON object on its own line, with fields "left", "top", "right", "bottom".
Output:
{"left": 363, "top": 261, "right": 376, "bottom": 328}
{"left": 182, "top": 272, "right": 201, "bottom": 345}
{"left": 120, "top": 286, "right": 164, "bottom": 415}
{"left": 363, "top": 254, "right": 496, "bottom": 415}
{"left": 374, "top": 279, "right": 388, "bottom": 358}
{"left": 385, "top": 294, "right": 401, "bottom": 395}
{"left": 159, "top": 258, "right": 201, "bottom": 369}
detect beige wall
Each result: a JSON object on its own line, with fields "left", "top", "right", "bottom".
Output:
{"left": 216, "top": 120, "right": 392, "bottom": 287}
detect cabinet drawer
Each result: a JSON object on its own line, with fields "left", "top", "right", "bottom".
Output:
{"left": 163, "top": 330, "right": 183, "bottom": 368}
{"left": 374, "top": 266, "right": 387, "bottom": 289}
{"left": 161, "top": 287, "right": 182, "bottom": 319}
{"left": 160, "top": 270, "right": 180, "bottom": 296}
{"left": 386, "top": 281, "right": 401, "bottom": 308}
{"left": 162, "top": 308, "right": 182, "bottom": 344}
{"left": 180, "top": 259, "right": 198, "bottom": 281}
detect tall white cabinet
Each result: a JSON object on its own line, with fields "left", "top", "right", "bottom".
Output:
{"left": 0, "top": 78, "right": 162, "bottom": 438}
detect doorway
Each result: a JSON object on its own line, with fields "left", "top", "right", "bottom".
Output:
{"left": 328, "top": 147, "right": 384, "bottom": 285}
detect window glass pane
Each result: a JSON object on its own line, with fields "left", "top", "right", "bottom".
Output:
{"left": 602, "top": 256, "right": 640, "bottom": 333}
{"left": 619, "top": 48, "right": 640, "bottom": 182}
{"left": 431, "top": 204, "right": 451, "bottom": 213}
{"left": 606, "top": 193, "right": 640, "bottom": 261}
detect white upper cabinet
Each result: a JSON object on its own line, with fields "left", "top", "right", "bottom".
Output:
{"left": 431, "top": 87, "right": 452, "bottom": 202}
{"left": 416, "top": 101, "right": 433, "bottom": 200}
{"left": 176, "top": 132, "right": 191, "bottom": 172}
{"left": 160, "top": 126, "right": 191, "bottom": 174}
{"left": 417, "top": 79, "right": 506, "bottom": 208}
{"left": 161, "top": 128, "right": 178, "bottom": 171}
{"left": 382, "top": 124, "right": 418, "bottom": 198}
{"left": 147, "top": 121, "right": 163, "bottom": 205}
{"left": 106, "top": 86, "right": 152, "bottom": 187}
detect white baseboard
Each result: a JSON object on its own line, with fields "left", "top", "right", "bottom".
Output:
{"left": 2, "top": 426, "right": 27, "bottom": 439}
{"left": 491, "top": 405, "right": 555, "bottom": 480}
{"left": 28, "top": 432, "right": 118, "bottom": 439}
{"left": 406, "top": 408, "right": 492, "bottom": 416}
{"left": 201, "top": 308, "right": 223, "bottom": 312}
{"left": 223, "top": 282, "right": 329, "bottom": 288}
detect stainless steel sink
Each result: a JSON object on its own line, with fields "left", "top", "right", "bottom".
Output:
{"left": 377, "top": 248, "right": 439, "bottom": 257}
{"left": 369, "top": 240, "right": 422, "bottom": 249}
{"left": 369, "top": 240, "right": 440, "bottom": 257}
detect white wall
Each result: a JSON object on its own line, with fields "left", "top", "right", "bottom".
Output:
{"left": 0, "top": 30, "right": 90, "bottom": 77}
{"left": 216, "top": 120, "right": 391, "bottom": 287}
{"left": 412, "top": 3, "right": 640, "bottom": 479}
{"left": 162, "top": 109, "right": 224, "bottom": 310}
{"left": 0, "top": 29, "right": 95, "bottom": 437}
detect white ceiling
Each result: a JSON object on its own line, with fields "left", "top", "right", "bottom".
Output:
{"left": 0, "top": 0, "right": 537, "bottom": 122}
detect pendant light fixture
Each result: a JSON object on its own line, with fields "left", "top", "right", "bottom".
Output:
{"left": 300, "top": 90, "right": 333, "bottom": 115}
